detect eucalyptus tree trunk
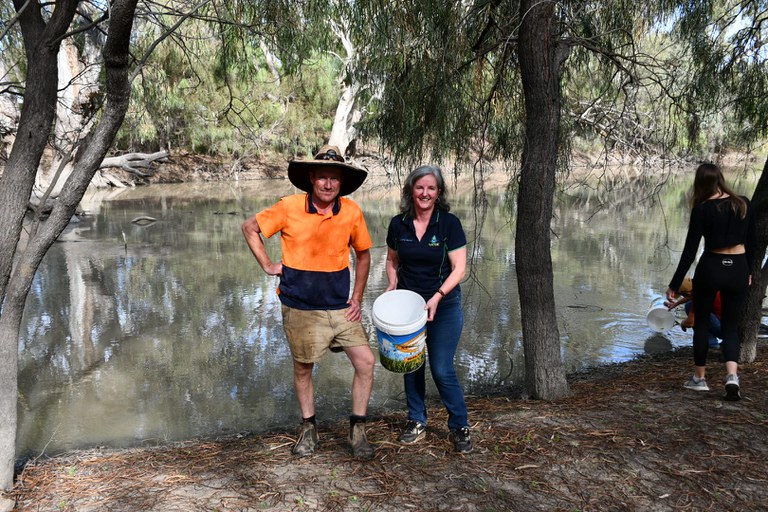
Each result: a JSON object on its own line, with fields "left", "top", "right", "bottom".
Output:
{"left": 515, "top": 0, "right": 568, "bottom": 400}
{"left": 35, "top": 34, "right": 102, "bottom": 198}
{"left": 0, "top": 0, "right": 138, "bottom": 491}
{"left": 739, "top": 156, "right": 768, "bottom": 363}
{"left": 259, "top": 40, "right": 281, "bottom": 85}
{"left": 0, "top": 1, "right": 76, "bottom": 488}
{"left": 0, "top": 59, "right": 18, "bottom": 134}
{"left": 327, "top": 20, "right": 360, "bottom": 155}
{"left": 328, "top": 83, "right": 360, "bottom": 156}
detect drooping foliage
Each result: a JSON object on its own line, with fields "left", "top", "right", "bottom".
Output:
{"left": 4, "top": 1, "right": 765, "bottom": 163}
{"left": 115, "top": 1, "right": 349, "bottom": 157}
{"left": 0, "top": 1, "right": 367, "bottom": 161}
{"left": 671, "top": 0, "right": 768, "bottom": 150}
{"left": 349, "top": 1, "right": 525, "bottom": 168}
{"left": 349, "top": 1, "right": 766, "bottom": 168}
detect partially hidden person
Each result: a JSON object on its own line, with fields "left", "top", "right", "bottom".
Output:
{"left": 665, "top": 277, "right": 722, "bottom": 348}
{"left": 242, "top": 145, "right": 376, "bottom": 459}
{"left": 384, "top": 165, "right": 472, "bottom": 453}
{"left": 666, "top": 162, "right": 755, "bottom": 400}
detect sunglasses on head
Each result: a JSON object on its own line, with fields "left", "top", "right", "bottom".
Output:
{"left": 316, "top": 149, "right": 344, "bottom": 162}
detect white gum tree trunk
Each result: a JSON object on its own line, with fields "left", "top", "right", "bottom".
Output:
{"left": 34, "top": 34, "right": 102, "bottom": 198}
{"left": 327, "top": 21, "right": 361, "bottom": 156}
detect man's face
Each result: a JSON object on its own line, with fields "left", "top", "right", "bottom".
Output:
{"left": 309, "top": 168, "right": 343, "bottom": 205}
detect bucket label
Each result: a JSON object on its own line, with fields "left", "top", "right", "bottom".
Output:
{"left": 377, "top": 326, "right": 426, "bottom": 374}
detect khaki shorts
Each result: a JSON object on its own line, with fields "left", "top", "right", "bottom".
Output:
{"left": 281, "top": 305, "right": 370, "bottom": 363}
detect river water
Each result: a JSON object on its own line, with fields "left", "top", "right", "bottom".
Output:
{"left": 16, "top": 168, "right": 761, "bottom": 456}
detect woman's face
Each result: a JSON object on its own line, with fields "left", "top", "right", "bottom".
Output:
{"left": 412, "top": 174, "right": 439, "bottom": 212}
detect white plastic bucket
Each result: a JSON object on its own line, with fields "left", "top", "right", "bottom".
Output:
{"left": 646, "top": 296, "right": 675, "bottom": 332}
{"left": 371, "top": 290, "right": 427, "bottom": 373}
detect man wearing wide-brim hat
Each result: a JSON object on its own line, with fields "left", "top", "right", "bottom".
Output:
{"left": 242, "top": 145, "right": 375, "bottom": 460}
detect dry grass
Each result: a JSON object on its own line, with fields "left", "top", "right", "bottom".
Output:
{"left": 6, "top": 344, "right": 768, "bottom": 511}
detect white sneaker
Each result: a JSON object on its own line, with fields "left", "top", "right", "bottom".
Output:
{"left": 724, "top": 374, "right": 741, "bottom": 401}
{"left": 683, "top": 376, "right": 709, "bottom": 392}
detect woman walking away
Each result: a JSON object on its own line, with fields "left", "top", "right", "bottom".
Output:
{"left": 666, "top": 163, "right": 755, "bottom": 401}
{"left": 385, "top": 165, "right": 472, "bottom": 452}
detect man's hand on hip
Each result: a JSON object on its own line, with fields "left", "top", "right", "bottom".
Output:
{"left": 345, "top": 297, "right": 362, "bottom": 322}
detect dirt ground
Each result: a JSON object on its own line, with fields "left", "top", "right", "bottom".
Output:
{"left": 4, "top": 343, "right": 768, "bottom": 512}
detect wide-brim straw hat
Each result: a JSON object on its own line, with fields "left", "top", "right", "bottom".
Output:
{"left": 287, "top": 145, "right": 367, "bottom": 196}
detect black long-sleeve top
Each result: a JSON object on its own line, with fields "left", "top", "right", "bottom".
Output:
{"left": 668, "top": 196, "right": 755, "bottom": 292}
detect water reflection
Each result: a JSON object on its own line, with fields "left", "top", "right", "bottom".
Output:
{"left": 644, "top": 334, "right": 674, "bottom": 354}
{"left": 17, "top": 170, "right": 761, "bottom": 456}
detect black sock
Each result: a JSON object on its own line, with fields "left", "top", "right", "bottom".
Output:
{"left": 302, "top": 415, "right": 316, "bottom": 425}
{"left": 349, "top": 414, "right": 367, "bottom": 426}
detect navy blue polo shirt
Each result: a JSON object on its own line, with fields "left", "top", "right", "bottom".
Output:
{"left": 386, "top": 209, "right": 467, "bottom": 301}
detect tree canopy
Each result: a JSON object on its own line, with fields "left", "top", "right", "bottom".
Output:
{"left": 4, "top": 1, "right": 766, "bottom": 166}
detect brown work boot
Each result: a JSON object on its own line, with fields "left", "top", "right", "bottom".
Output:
{"left": 292, "top": 421, "right": 318, "bottom": 457}
{"left": 348, "top": 421, "right": 374, "bottom": 460}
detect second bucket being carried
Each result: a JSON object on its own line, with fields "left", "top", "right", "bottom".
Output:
{"left": 371, "top": 290, "right": 427, "bottom": 373}
{"left": 646, "top": 296, "right": 676, "bottom": 332}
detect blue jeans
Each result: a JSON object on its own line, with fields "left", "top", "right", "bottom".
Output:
{"left": 403, "top": 292, "right": 468, "bottom": 431}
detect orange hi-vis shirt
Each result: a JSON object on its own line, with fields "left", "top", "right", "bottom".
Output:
{"left": 255, "top": 193, "right": 372, "bottom": 310}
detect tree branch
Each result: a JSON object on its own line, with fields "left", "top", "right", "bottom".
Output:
{"left": 128, "top": 0, "right": 212, "bottom": 83}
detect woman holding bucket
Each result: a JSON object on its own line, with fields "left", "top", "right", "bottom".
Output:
{"left": 385, "top": 165, "right": 472, "bottom": 453}
{"left": 666, "top": 163, "right": 755, "bottom": 400}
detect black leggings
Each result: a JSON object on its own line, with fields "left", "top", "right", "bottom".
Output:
{"left": 692, "top": 252, "right": 750, "bottom": 366}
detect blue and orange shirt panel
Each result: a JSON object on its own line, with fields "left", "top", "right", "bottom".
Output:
{"left": 386, "top": 209, "right": 467, "bottom": 301}
{"left": 256, "top": 193, "right": 373, "bottom": 310}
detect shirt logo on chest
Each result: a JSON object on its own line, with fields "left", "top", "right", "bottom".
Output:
{"left": 428, "top": 235, "right": 440, "bottom": 247}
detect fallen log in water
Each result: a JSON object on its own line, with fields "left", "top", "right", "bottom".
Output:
{"left": 131, "top": 216, "right": 157, "bottom": 226}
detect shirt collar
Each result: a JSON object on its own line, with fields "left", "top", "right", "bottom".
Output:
{"left": 402, "top": 208, "right": 440, "bottom": 225}
{"left": 306, "top": 193, "right": 341, "bottom": 215}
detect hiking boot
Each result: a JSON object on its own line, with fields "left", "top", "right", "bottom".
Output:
{"left": 292, "top": 421, "right": 318, "bottom": 457}
{"left": 724, "top": 374, "right": 741, "bottom": 401}
{"left": 683, "top": 376, "right": 709, "bottom": 392}
{"left": 348, "top": 422, "right": 374, "bottom": 460}
{"left": 449, "top": 426, "right": 473, "bottom": 454}
{"left": 399, "top": 420, "right": 426, "bottom": 445}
